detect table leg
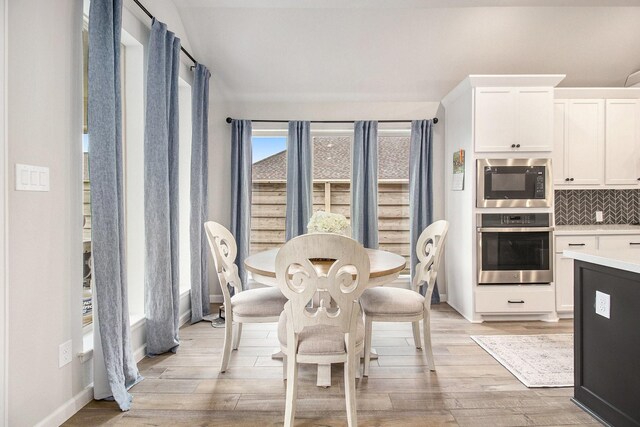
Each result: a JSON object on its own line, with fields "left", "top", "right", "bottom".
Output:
{"left": 317, "top": 364, "right": 331, "bottom": 387}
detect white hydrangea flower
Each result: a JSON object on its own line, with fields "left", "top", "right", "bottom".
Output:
{"left": 307, "top": 210, "right": 350, "bottom": 235}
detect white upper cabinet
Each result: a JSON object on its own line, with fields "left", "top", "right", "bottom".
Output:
{"left": 475, "top": 87, "right": 554, "bottom": 152}
{"left": 553, "top": 100, "right": 568, "bottom": 185}
{"left": 605, "top": 99, "right": 640, "bottom": 185}
{"left": 554, "top": 99, "right": 605, "bottom": 186}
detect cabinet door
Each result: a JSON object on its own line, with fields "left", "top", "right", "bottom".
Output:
{"left": 555, "top": 253, "right": 574, "bottom": 312}
{"left": 566, "top": 99, "right": 605, "bottom": 185}
{"left": 517, "top": 88, "right": 554, "bottom": 151}
{"left": 475, "top": 88, "right": 516, "bottom": 152}
{"left": 553, "top": 100, "right": 569, "bottom": 185}
{"left": 605, "top": 99, "right": 640, "bottom": 185}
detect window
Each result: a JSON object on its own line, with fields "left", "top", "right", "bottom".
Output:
{"left": 377, "top": 136, "right": 411, "bottom": 273}
{"left": 312, "top": 134, "right": 352, "bottom": 222}
{"left": 81, "top": 24, "right": 92, "bottom": 328}
{"left": 249, "top": 127, "right": 411, "bottom": 275}
{"left": 251, "top": 135, "right": 287, "bottom": 254}
{"left": 82, "top": 22, "right": 147, "bottom": 328}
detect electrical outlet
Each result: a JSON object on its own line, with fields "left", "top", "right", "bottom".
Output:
{"left": 595, "top": 211, "right": 604, "bottom": 223}
{"left": 595, "top": 291, "right": 610, "bottom": 319}
{"left": 59, "top": 340, "right": 72, "bottom": 368}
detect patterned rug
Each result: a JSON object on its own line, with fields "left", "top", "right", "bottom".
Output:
{"left": 470, "top": 334, "right": 574, "bottom": 388}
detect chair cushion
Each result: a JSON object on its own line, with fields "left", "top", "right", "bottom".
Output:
{"left": 230, "top": 287, "right": 287, "bottom": 318}
{"left": 277, "top": 311, "right": 365, "bottom": 355}
{"left": 359, "top": 287, "right": 425, "bottom": 316}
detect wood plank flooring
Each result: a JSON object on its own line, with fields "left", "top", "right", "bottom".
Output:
{"left": 65, "top": 304, "right": 598, "bottom": 426}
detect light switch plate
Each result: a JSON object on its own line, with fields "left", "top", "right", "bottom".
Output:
{"left": 595, "top": 291, "right": 610, "bottom": 319}
{"left": 595, "top": 211, "right": 603, "bottom": 223}
{"left": 15, "top": 164, "right": 49, "bottom": 191}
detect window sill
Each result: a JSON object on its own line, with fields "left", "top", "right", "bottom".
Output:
{"left": 79, "top": 312, "right": 147, "bottom": 363}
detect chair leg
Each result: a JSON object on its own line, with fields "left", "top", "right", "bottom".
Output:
{"left": 232, "top": 322, "right": 242, "bottom": 350}
{"left": 283, "top": 352, "right": 298, "bottom": 427}
{"left": 412, "top": 320, "right": 422, "bottom": 349}
{"left": 220, "top": 314, "right": 233, "bottom": 373}
{"left": 344, "top": 337, "right": 358, "bottom": 427}
{"left": 423, "top": 310, "right": 435, "bottom": 371}
{"left": 282, "top": 354, "right": 287, "bottom": 380}
{"left": 363, "top": 316, "right": 373, "bottom": 377}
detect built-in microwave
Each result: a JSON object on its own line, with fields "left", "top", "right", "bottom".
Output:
{"left": 476, "top": 158, "right": 552, "bottom": 208}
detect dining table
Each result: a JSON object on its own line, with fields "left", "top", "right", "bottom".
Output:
{"left": 245, "top": 247, "right": 407, "bottom": 387}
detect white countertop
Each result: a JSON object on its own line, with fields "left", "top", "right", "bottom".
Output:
{"left": 563, "top": 249, "right": 640, "bottom": 274}
{"left": 555, "top": 224, "right": 640, "bottom": 235}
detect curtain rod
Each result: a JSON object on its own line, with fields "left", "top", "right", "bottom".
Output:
{"left": 225, "top": 117, "right": 438, "bottom": 124}
{"left": 132, "top": 0, "right": 198, "bottom": 66}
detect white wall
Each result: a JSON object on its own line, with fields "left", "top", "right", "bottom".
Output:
{"left": 206, "top": 100, "right": 446, "bottom": 298}
{"left": 4, "top": 0, "right": 198, "bottom": 424}
{"left": 0, "top": 0, "right": 7, "bottom": 423}
{"left": 205, "top": 81, "right": 232, "bottom": 301}
{"left": 7, "top": 1, "right": 86, "bottom": 425}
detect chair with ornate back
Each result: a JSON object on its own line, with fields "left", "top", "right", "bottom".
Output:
{"left": 204, "top": 221, "right": 287, "bottom": 373}
{"left": 360, "top": 220, "right": 449, "bottom": 375}
{"left": 275, "top": 233, "right": 369, "bottom": 427}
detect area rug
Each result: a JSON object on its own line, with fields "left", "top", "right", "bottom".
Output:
{"left": 470, "top": 334, "right": 573, "bottom": 388}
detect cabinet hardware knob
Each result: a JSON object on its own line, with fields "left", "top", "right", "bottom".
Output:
{"left": 637, "top": 178, "right": 640, "bottom": 181}
{"left": 570, "top": 178, "right": 574, "bottom": 181}
{"left": 511, "top": 144, "right": 516, "bottom": 148}
{"left": 565, "top": 178, "right": 570, "bottom": 181}
{"left": 516, "top": 144, "right": 521, "bottom": 148}
{"left": 508, "top": 300, "right": 525, "bottom": 304}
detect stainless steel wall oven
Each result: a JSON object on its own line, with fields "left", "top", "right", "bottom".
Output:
{"left": 477, "top": 158, "right": 552, "bottom": 208}
{"left": 477, "top": 213, "right": 553, "bottom": 285}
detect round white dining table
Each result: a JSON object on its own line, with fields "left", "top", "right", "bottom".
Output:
{"left": 245, "top": 248, "right": 406, "bottom": 287}
{"left": 245, "top": 247, "right": 406, "bottom": 387}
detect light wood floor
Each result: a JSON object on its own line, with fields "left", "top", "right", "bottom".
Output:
{"left": 65, "top": 304, "right": 597, "bottom": 426}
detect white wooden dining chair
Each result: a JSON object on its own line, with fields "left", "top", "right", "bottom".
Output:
{"left": 204, "top": 221, "right": 288, "bottom": 373}
{"left": 360, "top": 220, "right": 449, "bottom": 375}
{"left": 275, "top": 233, "right": 369, "bottom": 427}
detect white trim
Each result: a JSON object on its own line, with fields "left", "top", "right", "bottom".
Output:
{"left": 33, "top": 386, "right": 93, "bottom": 427}
{"left": 210, "top": 294, "right": 223, "bottom": 304}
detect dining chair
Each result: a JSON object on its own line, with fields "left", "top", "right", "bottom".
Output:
{"left": 275, "top": 233, "right": 369, "bottom": 427}
{"left": 360, "top": 220, "right": 449, "bottom": 375}
{"left": 204, "top": 221, "right": 288, "bottom": 373}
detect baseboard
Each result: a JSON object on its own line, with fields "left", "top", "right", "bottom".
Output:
{"left": 130, "top": 294, "right": 191, "bottom": 363}
{"left": 210, "top": 294, "right": 223, "bottom": 304}
{"left": 179, "top": 309, "right": 192, "bottom": 327}
{"left": 34, "top": 385, "right": 93, "bottom": 427}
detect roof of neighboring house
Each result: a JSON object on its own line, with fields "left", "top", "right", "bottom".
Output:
{"left": 252, "top": 136, "right": 410, "bottom": 181}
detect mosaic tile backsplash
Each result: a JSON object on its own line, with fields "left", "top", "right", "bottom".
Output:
{"left": 555, "top": 189, "right": 640, "bottom": 225}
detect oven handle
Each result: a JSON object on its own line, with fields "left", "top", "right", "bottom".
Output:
{"left": 477, "top": 227, "right": 554, "bottom": 233}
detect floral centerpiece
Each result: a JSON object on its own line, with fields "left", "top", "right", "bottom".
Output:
{"left": 307, "top": 210, "right": 350, "bottom": 236}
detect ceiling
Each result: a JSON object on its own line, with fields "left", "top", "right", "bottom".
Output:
{"left": 174, "top": 0, "right": 640, "bottom": 102}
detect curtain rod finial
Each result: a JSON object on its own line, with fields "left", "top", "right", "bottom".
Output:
{"left": 226, "top": 117, "right": 233, "bottom": 124}
{"left": 433, "top": 117, "right": 438, "bottom": 124}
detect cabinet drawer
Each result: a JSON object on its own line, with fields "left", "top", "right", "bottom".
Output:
{"left": 555, "top": 236, "right": 597, "bottom": 253}
{"left": 598, "top": 235, "right": 640, "bottom": 252}
{"left": 475, "top": 286, "right": 555, "bottom": 313}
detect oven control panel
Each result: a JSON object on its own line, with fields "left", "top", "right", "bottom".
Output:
{"left": 480, "top": 213, "right": 550, "bottom": 227}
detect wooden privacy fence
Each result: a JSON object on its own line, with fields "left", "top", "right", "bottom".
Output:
{"left": 251, "top": 180, "right": 410, "bottom": 273}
